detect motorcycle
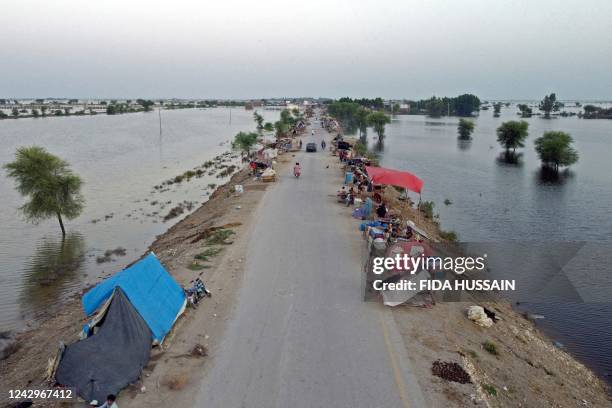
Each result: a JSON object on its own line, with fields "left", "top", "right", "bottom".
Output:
{"left": 185, "top": 278, "right": 211, "bottom": 308}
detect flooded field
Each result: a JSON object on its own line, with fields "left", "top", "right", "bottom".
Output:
{"left": 0, "top": 107, "right": 278, "bottom": 331}
{"left": 376, "top": 107, "right": 612, "bottom": 383}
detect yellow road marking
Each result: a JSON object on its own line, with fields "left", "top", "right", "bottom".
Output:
{"left": 379, "top": 309, "right": 411, "bottom": 408}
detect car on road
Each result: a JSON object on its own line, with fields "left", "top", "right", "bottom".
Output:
{"left": 306, "top": 142, "right": 317, "bottom": 152}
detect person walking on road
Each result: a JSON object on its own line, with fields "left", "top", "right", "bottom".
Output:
{"left": 321, "top": 140, "right": 326, "bottom": 150}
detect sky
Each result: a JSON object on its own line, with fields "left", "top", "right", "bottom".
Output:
{"left": 1, "top": 0, "right": 611, "bottom": 100}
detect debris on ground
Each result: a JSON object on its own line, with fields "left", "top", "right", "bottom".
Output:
{"left": 467, "top": 305, "right": 494, "bottom": 328}
{"left": 190, "top": 344, "right": 208, "bottom": 357}
{"left": 431, "top": 360, "right": 472, "bottom": 384}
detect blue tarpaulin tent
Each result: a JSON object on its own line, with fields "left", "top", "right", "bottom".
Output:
{"left": 83, "top": 252, "right": 186, "bottom": 342}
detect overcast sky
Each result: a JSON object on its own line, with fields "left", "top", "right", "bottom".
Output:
{"left": 2, "top": 0, "right": 611, "bottom": 100}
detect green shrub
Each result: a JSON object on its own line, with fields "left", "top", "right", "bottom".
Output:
{"left": 482, "top": 384, "right": 497, "bottom": 396}
{"left": 483, "top": 341, "right": 499, "bottom": 355}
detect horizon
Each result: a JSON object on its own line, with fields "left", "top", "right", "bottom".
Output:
{"left": 2, "top": 0, "right": 611, "bottom": 100}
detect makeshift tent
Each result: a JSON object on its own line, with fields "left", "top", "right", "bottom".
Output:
{"left": 365, "top": 166, "right": 424, "bottom": 194}
{"left": 55, "top": 288, "right": 152, "bottom": 403}
{"left": 54, "top": 253, "right": 185, "bottom": 403}
{"left": 83, "top": 252, "right": 186, "bottom": 343}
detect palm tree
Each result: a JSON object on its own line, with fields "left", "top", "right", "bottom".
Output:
{"left": 4, "top": 146, "right": 84, "bottom": 236}
{"left": 367, "top": 111, "right": 391, "bottom": 144}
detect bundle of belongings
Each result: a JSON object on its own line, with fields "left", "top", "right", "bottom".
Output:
{"left": 51, "top": 253, "right": 186, "bottom": 404}
{"left": 262, "top": 168, "right": 277, "bottom": 182}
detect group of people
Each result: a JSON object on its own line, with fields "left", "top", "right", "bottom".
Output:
{"left": 334, "top": 144, "right": 419, "bottom": 244}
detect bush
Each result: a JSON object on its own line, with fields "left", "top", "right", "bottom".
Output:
{"left": 482, "top": 384, "right": 497, "bottom": 396}
{"left": 439, "top": 230, "right": 458, "bottom": 242}
{"left": 419, "top": 201, "right": 435, "bottom": 219}
{"left": 483, "top": 341, "right": 499, "bottom": 355}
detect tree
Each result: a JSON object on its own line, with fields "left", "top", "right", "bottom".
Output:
{"left": 539, "top": 93, "right": 560, "bottom": 118}
{"left": 457, "top": 119, "right": 475, "bottom": 140}
{"left": 12, "top": 107, "right": 19, "bottom": 117}
{"left": 534, "top": 131, "right": 579, "bottom": 171}
{"left": 425, "top": 97, "right": 446, "bottom": 117}
{"left": 493, "top": 103, "right": 502, "bottom": 117}
{"left": 136, "top": 99, "right": 154, "bottom": 112}
{"left": 454, "top": 94, "right": 481, "bottom": 116}
{"left": 4, "top": 146, "right": 84, "bottom": 236}
{"left": 367, "top": 111, "right": 391, "bottom": 144}
{"left": 517, "top": 104, "right": 532, "bottom": 118}
{"left": 253, "top": 111, "right": 264, "bottom": 129}
{"left": 232, "top": 131, "right": 259, "bottom": 157}
{"left": 496, "top": 120, "right": 529, "bottom": 152}
{"left": 274, "top": 121, "right": 289, "bottom": 138}
{"left": 0, "top": 111, "right": 7, "bottom": 119}
{"left": 32, "top": 109, "right": 40, "bottom": 118}
{"left": 392, "top": 103, "right": 400, "bottom": 114}
{"left": 263, "top": 122, "right": 274, "bottom": 132}
{"left": 41, "top": 106, "right": 48, "bottom": 116}
{"left": 355, "top": 107, "right": 370, "bottom": 139}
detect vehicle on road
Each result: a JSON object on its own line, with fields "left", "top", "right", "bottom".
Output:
{"left": 306, "top": 142, "right": 317, "bottom": 152}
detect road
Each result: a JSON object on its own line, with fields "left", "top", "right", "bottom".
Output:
{"left": 195, "top": 120, "right": 426, "bottom": 408}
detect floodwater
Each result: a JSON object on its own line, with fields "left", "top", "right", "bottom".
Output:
{"left": 373, "top": 106, "right": 612, "bottom": 383}
{"left": 0, "top": 108, "right": 278, "bottom": 332}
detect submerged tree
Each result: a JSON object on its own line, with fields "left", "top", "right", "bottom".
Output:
{"left": 367, "top": 111, "right": 391, "bottom": 144}
{"left": 355, "top": 107, "right": 370, "bottom": 140}
{"left": 457, "top": 119, "right": 475, "bottom": 140}
{"left": 496, "top": 120, "right": 529, "bottom": 152}
{"left": 4, "top": 146, "right": 84, "bottom": 236}
{"left": 534, "top": 131, "right": 579, "bottom": 171}
{"left": 454, "top": 94, "right": 481, "bottom": 116}
{"left": 517, "top": 104, "right": 533, "bottom": 118}
{"left": 263, "top": 122, "right": 274, "bottom": 132}
{"left": 539, "top": 93, "right": 561, "bottom": 118}
{"left": 253, "top": 111, "right": 264, "bottom": 130}
{"left": 232, "top": 131, "right": 259, "bottom": 157}
{"left": 493, "top": 103, "right": 502, "bottom": 117}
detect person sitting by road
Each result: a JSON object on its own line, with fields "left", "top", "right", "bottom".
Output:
{"left": 376, "top": 201, "right": 387, "bottom": 219}
{"left": 345, "top": 187, "right": 355, "bottom": 206}
{"left": 337, "top": 186, "right": 347, "bottom": 202}
{"left": 92, "top": 394, "right": 118, "bottom": 408}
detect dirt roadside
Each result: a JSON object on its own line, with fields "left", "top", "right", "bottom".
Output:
{"left": 330, "top": 139, "right": 611, "bottom": 407}
{"left": 0, "top": 155, "right": 292, "bottom": 408}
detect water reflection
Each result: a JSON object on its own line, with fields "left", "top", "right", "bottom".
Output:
{"left": 536, "top": 166, "right": 574, "bottom": 185}
{"left": 496, "top": 151, "right": 524, "bottom": 166}
{"left": 457, "top": 138, "right": 472, "bottom": 150}
{"left": 19, "top": 233, "right": 86, "bottom": 321}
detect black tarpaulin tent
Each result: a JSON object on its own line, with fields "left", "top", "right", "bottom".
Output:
{"left": 55, "top": 288, "right": 151, "bottom": 403}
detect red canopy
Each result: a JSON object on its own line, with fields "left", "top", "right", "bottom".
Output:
{"left": 365, "top": 166, "right": 424, "bottom": 194}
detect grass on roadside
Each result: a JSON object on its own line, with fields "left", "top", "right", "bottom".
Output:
{"left": 194, "top": 247, "right": 223, "bottom": 261}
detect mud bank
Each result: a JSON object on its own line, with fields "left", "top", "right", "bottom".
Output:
{"left": 0, "top": 155, "right": 290, "bottom": 407}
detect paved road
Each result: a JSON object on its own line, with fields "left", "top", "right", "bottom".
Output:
{"left": 195, "top": 120, "right": 426, "bottom": 408}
